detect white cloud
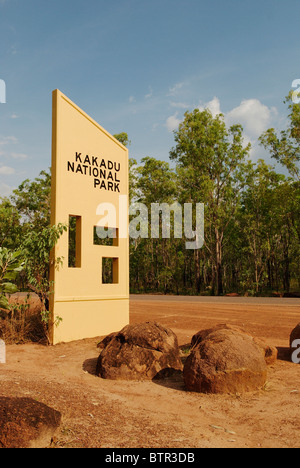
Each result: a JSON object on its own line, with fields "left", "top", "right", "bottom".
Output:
{"left": 0, "top": 182, "right": 14, "bottom": 197}
{"left": 225, "top": 99, "right": 278, "bottom": 138}
{"left": 198, "top": 96, "right": 222, "bottom": 117}
{"left": 145, "top": 86, "right": 153, "bottom": 99}
{"left": 165, "top": 112, "right": 182, "bottom": 132}
{"left": 198, "top": 97, "right": 277, "bottom": 138}
{"left": 170, "top": 101, "right": 189, "bottom": 109}
{"left": 196, "top": 97, "right": 279, "bottom": 160}
{"left": 0, "top": 136, "right": 18, "bottom": 146}
{"left": 225, "top": 99, "right": 278, "bottom": 160}
{"left": 168, "top": 82, "right": 184, "bottom": 97}
{"left": 0, "top": 136, "right": 27, "bottom": 161}
{"left": 10, "top": 113, "right": 18, "bottom": 119}
{"left": 129, "top": 96, "right": 136, "bottom": 103}
{"left": 0, "top": 166, "right": 15, "bottom": 175}
{"left": 10, "top": 152, "right": 28, "bottom": 160}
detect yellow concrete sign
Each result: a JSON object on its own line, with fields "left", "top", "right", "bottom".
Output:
{"left": 50, "top": 90, "right": 129, "bottom": 344}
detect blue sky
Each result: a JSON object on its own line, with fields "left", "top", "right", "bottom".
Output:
{"left": 0, "top": 0, "right": 299, "bottom": 196}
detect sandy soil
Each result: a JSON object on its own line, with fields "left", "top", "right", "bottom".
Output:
{"left": 1, "top": 296, "right": 300, "bottom": 448}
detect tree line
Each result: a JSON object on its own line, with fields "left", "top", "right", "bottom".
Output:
{"left": 0, "top": 93, "right": 299, "bottom": 301}
{"left": 129, "top": 93, "right": 299, "bottom": 296}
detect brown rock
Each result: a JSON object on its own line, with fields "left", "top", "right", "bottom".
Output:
{"left": 0, "top": 397, "right": 61, "bottom": 448}
{"left": 191, "top": 323, "right": 277, "bottom": 366}
{"left": 96, "top": 322, "right": 183, "bottom": 381}
{"left": 8, "top": 293, "right": 42, "bottom": 314}
{"left": 290, "top": 323, "right": 300, "bottom": 347}
{"left": 191, "top": 323, "right": 248, "bottom": 348}
{"left": 184, "top": 329, "right": 268, "bottom": 394}
{"left": 97, "top": 332, "right": 117, "bottom": 349}
{"left": 253, "top": 337, "right": 278, "bottom": 366}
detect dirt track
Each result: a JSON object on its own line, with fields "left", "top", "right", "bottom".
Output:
{"left": 1, "top": 296, "right": 300, "bottom": 448}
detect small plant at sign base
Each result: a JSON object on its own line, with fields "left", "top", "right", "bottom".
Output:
{"left": 0, "top": 248, "right": 23, "bottom": 313}
{"left": 262, "top": 381, "right": 272, "bottom": 392}
{"left": 21, "top": 223, "right": 67, "bottom": 344}
{"left": 180, "top": 346, "right": 191, "bottom": 355}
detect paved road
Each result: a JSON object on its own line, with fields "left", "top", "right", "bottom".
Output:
{"left": 13, "top": 292, "right": 300, "bottom": 307}
{"left": 130, "top": 294, "right": 300, "bottom": 306}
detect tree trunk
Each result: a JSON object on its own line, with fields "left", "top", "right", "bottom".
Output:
{"left": 216, "top": 261, "right": 223, "bottom": 296}
{"left": 215, "top": 230, "right": 223, "bottom": 296}
{"left": 194, "top": 250, "right": 201, "bottom": 294}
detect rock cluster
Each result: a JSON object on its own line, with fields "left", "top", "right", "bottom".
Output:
{"left": 96, "top": 321, "right": 277, "bottom": 395}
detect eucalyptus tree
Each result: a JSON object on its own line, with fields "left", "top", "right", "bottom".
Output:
{"left": 131, "top": 157, "right": 178, "bottom": 293}
{"left": 238, "top": 160, "right": 286, "bottom": 294}
{"left": 170, "top": 108, "right": 251, "bottom": 295}
{"left": 259, "top": 92, "right": 300, "bottom": 181}
{"left": 259, "top": 92, "right": 300, "bottom": 292}
{"left": 10, "top": 170, "right": 51, "bottom": 229}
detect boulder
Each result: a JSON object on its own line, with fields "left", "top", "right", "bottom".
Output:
{"left": 191, "top": 323, "right": 277, "bottom": 366}
{"left": 191, "top": 323, "right": 247, "bottom": 348}
{"left": 96, "top": 322, "right": 183, "bottom": 381}
{"left": 290, "top": 323, "right": 300, "bottom": 347}
{"left": 0, "top": 397, "right": 61, "bottom": 448}
{"left": 97, "top": 332, "right": 117, "bottom": 349}
{"left": 258, "top": 338, "right": 278, "bottom": 366}
{"left": 8, "top": 293, "right": 42, "bottom": 314}
{"left": 184, "top": 328, "right": 268, "bottom": 394}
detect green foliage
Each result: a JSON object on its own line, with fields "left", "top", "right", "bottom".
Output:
{"left": 170, "top": 108, "right": 251, "bottom": 295}
{"left": 0, "top": 248, "right": 23, "bottom": 312}
{"left": 0, "top": 198, "right": 21, "bottom": 249}
{"left": 11, "top": 169, "right": 51, "bottom": 228}
{"left": 259, "top": 92, "right": 300, "bottom": 181}
{"left": 113, "top": 132, "right": 131, "bottom": 148}
{"left": 136, "top": 157, "right": 176, "bottom": 204}
{"left": 20, "top": 223, "right": 67, "bottom": 344}
{"left": 129, "top": 101, "right": 299, "bottom": 296}
{"left": 21, "top": 223, "right": 67, "bottom": 310}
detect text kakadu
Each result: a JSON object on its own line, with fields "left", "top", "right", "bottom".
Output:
{"left": 67, "top": 152, "right": 121, "bottom": 192}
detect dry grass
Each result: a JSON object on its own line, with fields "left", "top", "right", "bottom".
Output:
{"left": 0, "top": 294, "right": 46, "bottom": 344}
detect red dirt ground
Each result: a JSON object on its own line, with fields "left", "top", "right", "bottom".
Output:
{"left": 0, "top": 296, "right": 300, "bottom": 448}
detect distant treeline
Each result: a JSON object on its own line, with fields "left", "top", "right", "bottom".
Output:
{"left": 0, "top": 94, "right": 299, "bottom": 297}
{"left": 128, "top": 93, "right": 299, "bottom": 296}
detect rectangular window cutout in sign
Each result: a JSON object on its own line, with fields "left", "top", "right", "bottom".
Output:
{"left": 94, "top": 227, "right": 119, "bottom": 247}
{"left": 68, "top": 215, "right": 82, "bottom": 268}
{"left": 102, "top": 257, "right": 119, "bottom": 284}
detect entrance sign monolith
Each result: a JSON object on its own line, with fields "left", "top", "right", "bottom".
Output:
{"left": 50, "top": 90, "right": 129, "bottom": 345}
